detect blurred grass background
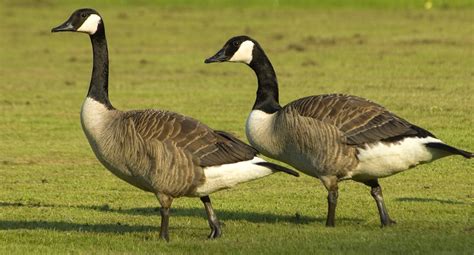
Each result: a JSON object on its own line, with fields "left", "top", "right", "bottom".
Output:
{"left": 0, "top": 0, "right": 473, "bottom": 254}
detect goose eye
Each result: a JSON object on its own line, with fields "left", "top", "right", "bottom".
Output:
{"left": 232, "top": 41, "right": 239, "bottom": 47}
{"left": 81, "top": 13, "right": 87, "bottom": 18}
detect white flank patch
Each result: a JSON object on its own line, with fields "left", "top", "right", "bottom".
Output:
{"left": 194, "top": 157, "right": 274, "bottom": 196}
{"left": 245, "top": 110, "right": 280, "bottom": 157}
{"left": 80, "top": 97, "right": 109, "bottom": 141}
{"left": 77, "top": 14, "right": 101, "bottom": 35}
{"left": 353, "top": 136, "right": 445, "bottom": 179}
{"left": 229, "top": 40, "right": 255, "bottom": 64}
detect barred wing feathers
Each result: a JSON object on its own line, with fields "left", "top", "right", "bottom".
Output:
{"left": 285, "top": 94, "right": 435, "bottom": 146}
{"left": 125, "top": 110, "right": 257, "bottom": 167}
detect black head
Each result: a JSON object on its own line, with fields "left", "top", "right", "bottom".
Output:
{"left": 51, "top": 8, "right": 103, "bottom": 35}
{"left": 205, "top": 35, "right": 257, "bottom": 64}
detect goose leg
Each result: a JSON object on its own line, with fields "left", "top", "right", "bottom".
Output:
{"left": 363, "top": 179, "right": 396, "bottom": 227}
{"left": 200, "top": 196, "right": 222, "bottom": 239}
{"left": 156, "top": 193, "right": 174, "bottom": 241}
{"left": 321, "top": 176, "right": 338, "bottom": 227}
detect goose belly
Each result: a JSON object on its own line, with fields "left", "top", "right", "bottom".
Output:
{"left": 278, "top": 151, "right": 320, "bottom": 178}
{"left": 85, "top": 135, "right": 154, "bottom": 192}
{"left": 276, "top": 142, "right": 351, "bottom": 179}
{"left": 352, "top": 136, "right": 444, "bottom": 180}
{"left": 193, "top": 157, "right": 273, "bottom": 196}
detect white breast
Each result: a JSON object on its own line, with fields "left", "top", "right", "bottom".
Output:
{"left": 352, "top": 136, "right": 445, "bottom": 179}
{"left": 194, "top": 157, "right": 273, "bottom": 196}
{"left": 245, "top": 110, "right": 281, "bottom": 157}
{"left": 80, "top": 97, "right": 109, "bottom": 142}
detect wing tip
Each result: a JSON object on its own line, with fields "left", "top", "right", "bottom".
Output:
{"left": 255, "top": 162, "right": 300, "bottom": 177}
{"left": 426, "top": 142, "right": 473, "bottom": 159}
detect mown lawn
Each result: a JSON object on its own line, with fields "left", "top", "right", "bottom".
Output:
{"left": 0, "top": 0, "right": 473, "bottom": 254}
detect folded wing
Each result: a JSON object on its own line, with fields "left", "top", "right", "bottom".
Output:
{"left": 285, "top": 94, "right": 435, "bottom": 146}
{"left": 126, "top": 110, "right": 257, "bottom": 167}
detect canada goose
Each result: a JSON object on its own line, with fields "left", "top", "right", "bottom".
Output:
{"left": 205, "top": 35, "right": 473, "bottom": 227}
{"left": 51, "top": 11, "right": 298, "bottom": 241}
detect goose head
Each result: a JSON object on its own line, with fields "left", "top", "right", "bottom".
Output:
{"left": 205, "top": 35, "right": 258, "bottom": 65}
{"left": 51, "top": 8, "right": 103, "bottom": 35}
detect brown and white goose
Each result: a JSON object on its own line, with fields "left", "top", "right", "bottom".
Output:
{"left": 51, "top": 11, "right": 298, "bottom": 241}
{"left": 205, "top": 35, "right": 473, "bottom": 227}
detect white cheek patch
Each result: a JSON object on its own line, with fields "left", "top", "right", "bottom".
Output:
{"left": 229, "top": 40, "right": 254, "bottom": 64}
{"left": 77, "top": 14, "right": 101, "bottom": 35}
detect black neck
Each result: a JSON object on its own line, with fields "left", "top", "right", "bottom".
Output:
{"left": 87, "top": 24, "right": 113, "bottom": 109}
{"left": 249, "top": 47, "right": 281, "bottom": 113}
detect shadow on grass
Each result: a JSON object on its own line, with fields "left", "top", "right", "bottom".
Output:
{"left": 102, "top": 206, "right": 328, "bottom": 224}
{"left": 0, "top": 201, "right": 364, "bottom": 227}
{"left": 0, "top": 220, "right": 159, "bottom": 233}
{"left": 395, "top": 197, "right": 466, "bottom": 205}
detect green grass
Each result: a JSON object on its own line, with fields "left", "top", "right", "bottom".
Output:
{"left": 1, "top": 0, "right": 473, "bottom": 254}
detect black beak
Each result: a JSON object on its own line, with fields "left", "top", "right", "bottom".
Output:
{"left": 204, "top": 48, "right": 228, "bottom": 64}
{"left": 51, "top": 21, "right": 75, "bottom": 33}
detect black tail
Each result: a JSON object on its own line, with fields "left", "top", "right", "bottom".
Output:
{"left": 426, "top": 143, "right": 473, "bottom": 159}
{"left": 256, "top": 162, "right": 300, "bottom": 177}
